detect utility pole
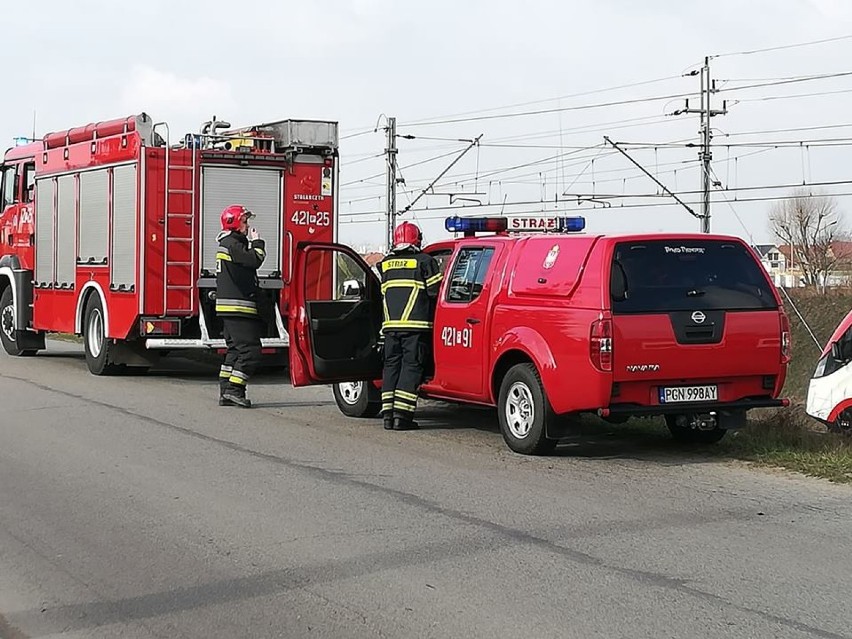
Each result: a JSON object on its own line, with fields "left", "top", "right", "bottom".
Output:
{"left": 384, "top": 116, "right": 397, "bottom": 252}
{"left": 677, "top": 57, "right": 726, "bottom": 232}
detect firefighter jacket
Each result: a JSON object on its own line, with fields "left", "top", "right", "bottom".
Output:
{"left": 379, "top": 247, "right": 443, "bottom": 332}
{"left": 215, "top": 230, "right": 266, "bottom": 318}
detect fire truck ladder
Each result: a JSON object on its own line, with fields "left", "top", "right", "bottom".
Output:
{"left": 157, "top": 123, "right": 197, "bottom": 316}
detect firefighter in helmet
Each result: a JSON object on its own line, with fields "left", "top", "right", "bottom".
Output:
{"left": 215, "top": 204, "right": 265, "bottom": 408}
{"left": 378, "top": 221, "right": 443, "bottom": 430}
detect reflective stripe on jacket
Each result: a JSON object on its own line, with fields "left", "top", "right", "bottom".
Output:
{"left": 379, "top": 248, "right": 442, "bottom": 332}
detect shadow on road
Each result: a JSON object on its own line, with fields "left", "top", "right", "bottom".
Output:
{"left": 32, "top": 342, "right": 729, "bottom": 465}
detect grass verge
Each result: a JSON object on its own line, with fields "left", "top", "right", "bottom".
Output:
{"left": 610, "top": 406, "right": 852, "bottom": 484}
{"left": 720, "top": 406, "right": 852, "bottom": 483}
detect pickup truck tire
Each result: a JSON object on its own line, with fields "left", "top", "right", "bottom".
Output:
{"left": 0, "top": 287, "right": 37, "bottom": 357}
{"left": 333, "top": 381, "right": 382, "bottom": 418}
{"left": 665, "top": 415, "right": 727, "bottom": 444}
{"left": 498, "top": 363, "right": 558, "bottom": 455}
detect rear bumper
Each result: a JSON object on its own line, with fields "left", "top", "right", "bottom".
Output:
{"left": 599, "top": 397, "right": 789, "bottom": 417}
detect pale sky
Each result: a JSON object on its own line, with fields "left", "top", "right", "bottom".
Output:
{"left": 7, "top": 0, "right": 852, "bottom": 249}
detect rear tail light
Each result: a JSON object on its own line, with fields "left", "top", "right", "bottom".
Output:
{"left": 139, "top": 318, "right": 180, "bottom": 336}
{"left": 591, "top": 318, "right": 613, "bottom": 372}
{"left": 780, "top": 312, "right": 791, "bottom": 363}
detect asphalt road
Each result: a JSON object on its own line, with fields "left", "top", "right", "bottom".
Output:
{"left": 1, "top": 341, "right": 851, "bottom": 638}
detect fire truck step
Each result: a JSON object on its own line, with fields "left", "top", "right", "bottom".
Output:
{"left": 166, "top": 284, "right": 193, "bottom": 289}
{"left": 166, "top": 262, "right": 193, "bottom": 267}
{"left": 168, "top": 189, "right": 194, "bottom": 194}
{"left": 166, "top": 237, "right": 192, "bottom": 242}
{"left": 167, "top": 213, "right": 193, "bottom": 217}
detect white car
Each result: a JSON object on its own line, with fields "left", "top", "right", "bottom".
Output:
{"left": 806, "top": 309, "right": 852, "bottom": 432}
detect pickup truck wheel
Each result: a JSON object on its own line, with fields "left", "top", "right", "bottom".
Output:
{"left": 83, "top": 295, "right": 120, "bottom": 376}
{"left": 333, "top": 381, "right": 381, "bottom": 418}
{"left": 498, "top": 363, "right": 557, "bottom": 455}
{"left": 665, "top": 414, "right": 727, "bottom": 444}
{"left": 0, "top": 287, "right": 37, "bottom": 357}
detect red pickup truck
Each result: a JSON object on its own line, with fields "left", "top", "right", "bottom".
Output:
{"left": 287, "top": 215, "right": 790, "bottom": 455}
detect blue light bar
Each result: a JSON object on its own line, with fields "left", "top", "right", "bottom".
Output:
{"left": 445, "top": 216, "right": 508, "bottom": 233}
{"left": 13, "top": 137, "right": 30, "bottom": 147}
{"left": 561, "top": 216, "right": 585, "bottom": 232}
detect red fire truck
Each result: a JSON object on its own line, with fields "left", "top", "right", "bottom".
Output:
{"left": 0, "top": 113, "right": 339, "bottom": 374}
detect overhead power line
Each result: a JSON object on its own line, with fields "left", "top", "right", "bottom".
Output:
{"left": 339, "top": 188, "right": 852, "bottom": 224}
{"left": 397, "top": 90, "right": 699, "bottom": 127}
{"left": 402, "top": 75, "right": 684, "bottom": 125}
{"left": 712, "top": 34, "right": 852, "bottom": 58}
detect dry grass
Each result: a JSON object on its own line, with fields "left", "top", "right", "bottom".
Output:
{"left": 720, "top": 405, "right": 852, "bottom": 483}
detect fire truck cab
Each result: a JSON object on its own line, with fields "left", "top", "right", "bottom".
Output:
{"left": 287, "top": 215, "right": 791, "bottom": 455}
{"left": 0, "top": 113, "right": 339, "bottom": 374}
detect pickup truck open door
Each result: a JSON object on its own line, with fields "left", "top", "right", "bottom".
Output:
{"left": 288, "top": 243, "right": 383, "bottom": 387}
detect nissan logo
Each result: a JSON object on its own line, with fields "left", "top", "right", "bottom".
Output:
{"left": 691, "top": 310, "right": 706, "bottom": 324}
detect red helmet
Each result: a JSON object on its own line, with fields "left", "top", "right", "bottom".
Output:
{"left": 393, "top": 221, "right": 422, "bottom": 248}
{"left": 220, "top": 204, "right": 253, "bottom": 231}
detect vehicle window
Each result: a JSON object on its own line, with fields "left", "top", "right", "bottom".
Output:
{"left": 446, "top": 247, "right": 495, "bottom": 303}
{"left": 22, "top": 163, "right": 35, "bottom": 203}
{"left": 815, "top": 326, "right": 852, "bottom": 378}
{"left": 611, "top": 240, "right": 778, "bottom": 313}
{"left": 428, "top": 248, "right": 454, "bottom": 275}
{"left": 1, "top": 166, "right": 17, "bottom": 208}
{"left": 336, "top": 252, "right": 369, "bottom": 300}
{"left": 303, "top": 249, "right": 372, "bottom": 302}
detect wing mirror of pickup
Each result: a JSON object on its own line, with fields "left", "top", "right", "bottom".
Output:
{"left": 341, "top": 279, "right": 363, "bottom": 300}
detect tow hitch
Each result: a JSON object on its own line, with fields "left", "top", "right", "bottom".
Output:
{"left": 673, "top": 412, "right": 718, "bottom": 431}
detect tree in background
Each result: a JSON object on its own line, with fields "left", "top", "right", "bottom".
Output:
{"left": 769, "top": 189, "right": 848, "bottom": 291}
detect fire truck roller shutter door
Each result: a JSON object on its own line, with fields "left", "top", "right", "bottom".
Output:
{"left": 34, "top": 178, "right": 55, "bottom": 287}
{"left": 55, "top": 175, "right": 76, "bottom": 287}
{"left": 111, "top": 165, "right": 138, "bottom": 291}
{"left": 201, "top": 167, "right": 282, "bottom": 278}
{"left": 78, "top": 169, "right": 110, "bottom": 264}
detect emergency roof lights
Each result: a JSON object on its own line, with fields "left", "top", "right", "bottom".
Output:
{"left": 445, "top": 215, "right": 586, "bottom": 235}
{"left": 445, "top": 216, "right": 508, "bottom": 233}
{"left": 13, "top": 136, "right": 30, "bottom": 147}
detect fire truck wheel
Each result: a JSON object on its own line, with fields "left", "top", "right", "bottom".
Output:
{"left": 498, "top": 363, "right": 558, "bottom": 455}
{"left": 83, "top": 295, "right": 119, "bottom": 375}
{"left": 332, "top": 381, "right": 381, "bottom": 418}
{"left": 0, "top": 287, "right": 37, "bottom": 357}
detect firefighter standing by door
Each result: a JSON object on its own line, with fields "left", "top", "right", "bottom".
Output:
{"left": 215, "top": 204, "right": 266, "bottom": 408}
{"left": 379, "top": 221, "right": 443, "bottom": 430}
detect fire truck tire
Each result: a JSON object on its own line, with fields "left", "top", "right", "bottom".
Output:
{"left": 83, "top": 295, "right": 120, "bottom": 376}
{"left": 0, "top": 287, "right": 38, "bottom": 357}
{"left": 497, "top": 363, "right": 558, "bottom": 455}
{"left": 332, "top": 381, "right": 382, "bottom": 418}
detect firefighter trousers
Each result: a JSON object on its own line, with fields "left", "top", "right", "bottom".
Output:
{"left": 382, "top": 331, "right": 429, "bottom": 422}
{"left": 219, "top": 317, "right": 263, "bottom": 398}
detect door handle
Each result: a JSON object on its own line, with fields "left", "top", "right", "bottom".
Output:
{"left": 466, "top": 318, "right": 481, "bottom": 325}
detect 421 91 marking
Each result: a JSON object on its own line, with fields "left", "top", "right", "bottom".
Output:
{"left": 441, "top": 326, "right": 473, "bottom": 348}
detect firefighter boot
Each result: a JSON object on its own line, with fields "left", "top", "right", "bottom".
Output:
{"left": 383, "top": 413, "right": 394, "bottom": 430}
{"left": 219, "top": 379, "right": 230, "bottom": 406}
{"left": 393, "top": 417, "right": 419, "bottom": 431}
{"left": 222, "top": 384, "right": 252, "bottom": 409}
